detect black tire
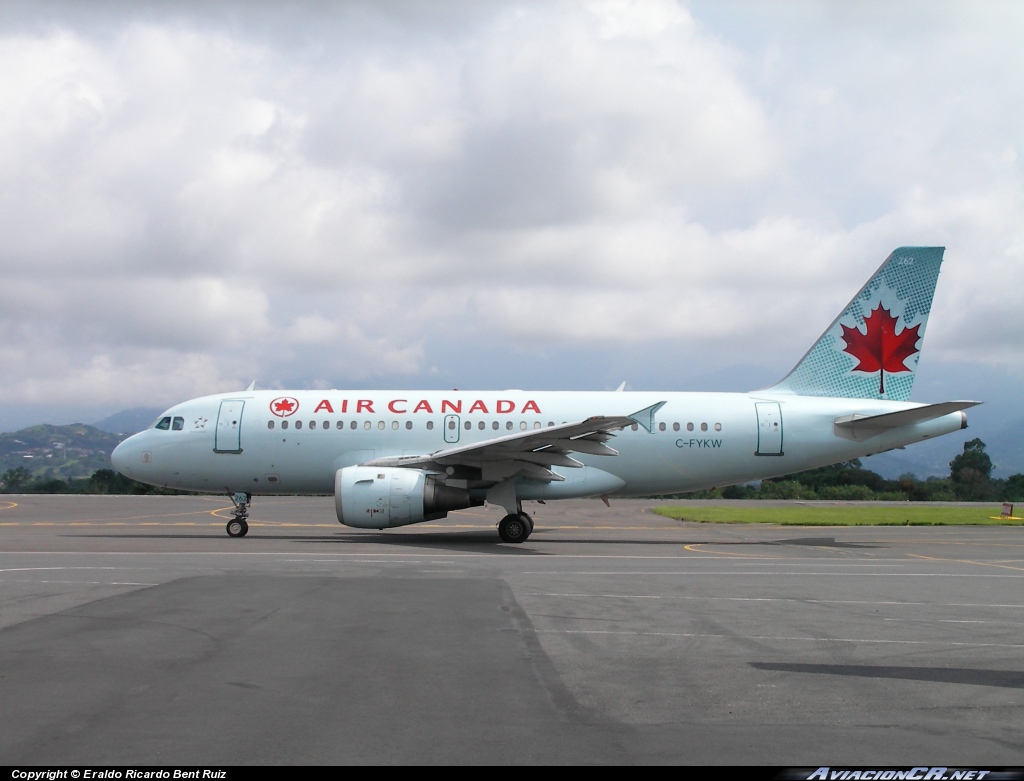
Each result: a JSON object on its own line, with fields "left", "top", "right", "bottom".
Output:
{"left": 519, "top": 513, "right": 534, "bottom": 536}
{"left": 226, "top": 519, "right": 249, "bottom": 538}
{"left": 498, "top": 513, "right": 530, "bottom": 543}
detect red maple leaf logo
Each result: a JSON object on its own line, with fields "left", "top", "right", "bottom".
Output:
{"left": 270, "top": 397, "right": 299, "bottom": 417}
{"left": 841, "top": 303, "right": 921, "bottom": 395}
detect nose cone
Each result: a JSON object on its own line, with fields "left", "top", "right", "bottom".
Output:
{"left": 110, "top": 437, "right": 135, "bottom": 477}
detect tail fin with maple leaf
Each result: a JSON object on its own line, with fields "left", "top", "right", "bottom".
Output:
{"left": 767, "top": 246, "right": 944, "bottom": 401}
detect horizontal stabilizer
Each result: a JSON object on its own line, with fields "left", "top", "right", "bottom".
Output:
{"left": 834, "top": 401, "right": 979, "bottom": 441}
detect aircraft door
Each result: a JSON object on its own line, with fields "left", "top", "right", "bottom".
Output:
{"left": 755, "top": 402, "right": 783, "bottom": 456}
{"left": 443, "top": 415, "right": 460, "bottom": 444}
{"left": 214, "top": 400, "right": 245, "bottom": 453}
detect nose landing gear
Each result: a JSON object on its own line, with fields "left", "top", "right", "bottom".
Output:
{"left": 226, "top": 492, "right": 250, "bottom": 537}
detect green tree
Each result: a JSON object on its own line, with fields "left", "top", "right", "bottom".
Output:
{"left": 949, "top": 439, "right": 994, "bottom": 501}
{"left": 89, "top": 469, "right": 137, "bottom": 494}
{"left": 1, "top": 466, "right": 33, "bottom": 492}
{"left": 32, "top": 478, "right": 69, "bottom": 493}
{"left": 721, "top": 484, "right": 757, "bottom": 499}
{"left": 758, "top": 480, "right": 816, "bottom": 500}
{"left": 950, "top": 438, "right": 993, "bottom": 480}
{"left": 896, "top": 472, "right": 928, "bottom": 501}
{"left": 770, "top": 459, "right": 891, "bottom": 493}
{"left": 1002, "top": 474, "right": 1024, "bottom": 503}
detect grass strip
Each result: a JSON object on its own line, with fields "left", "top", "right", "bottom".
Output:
{"left": 652, "top": 504, "right": 1023, "bottom": 526}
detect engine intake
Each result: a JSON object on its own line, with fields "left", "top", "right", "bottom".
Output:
{"left": 335, "top": 466, "right": 479, "bottom": 529}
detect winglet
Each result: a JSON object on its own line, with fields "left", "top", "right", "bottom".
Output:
{"left": 245, "top": 380, "right": 256, "bottom": 392}
{"left": 628, "top": 401, "right": 666, "bottom": 433}
{"left": 615, "top": 381, "right": 626, "bottom": 392}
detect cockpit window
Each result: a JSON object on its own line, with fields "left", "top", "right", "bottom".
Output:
{"left": 154, "top": 417, "right": 172, "bottom": 430}
{"left": 172, "top": 417, "right": 184, "bottom": 431}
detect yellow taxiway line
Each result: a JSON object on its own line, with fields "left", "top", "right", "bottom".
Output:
{"left": 907, "top": 552, "right": 1024, "bottom": 573}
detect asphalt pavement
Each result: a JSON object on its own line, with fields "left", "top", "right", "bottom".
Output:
{"left": 1, "top": 495, "right": 1022, "bottom": 764}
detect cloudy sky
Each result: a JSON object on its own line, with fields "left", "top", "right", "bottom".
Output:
{"left": 1, "top": 1, "right": 1022, "bottom": 451}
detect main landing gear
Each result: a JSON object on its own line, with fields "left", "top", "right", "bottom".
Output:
{"left": 226, "top": 492, "right": 250, "bottom": 538}
{"left": 498, "top": 512, "right": 533, "bottom": 544}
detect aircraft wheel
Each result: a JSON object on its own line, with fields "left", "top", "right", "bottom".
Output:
{"left": 226, "top": 519, "right": 249, "bottom": 538}
{"left": 498, "top": 514, "right": 531, "bottom": 544}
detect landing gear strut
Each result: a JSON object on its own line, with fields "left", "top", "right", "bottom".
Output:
{"left": 498, "top": 512, "right": 533, "bottom": 544}
{"left": 226, "top": 492, "right": 250, "bottom": 538}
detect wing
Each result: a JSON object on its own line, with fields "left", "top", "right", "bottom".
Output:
{"left": 365, "top": 402, "right": 666, "bottom": 483}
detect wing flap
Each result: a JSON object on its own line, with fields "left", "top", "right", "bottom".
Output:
{"left": 364, "top": 402, "right": 667, "bottom": 483}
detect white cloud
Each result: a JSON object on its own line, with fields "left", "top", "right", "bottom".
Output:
{"left": 0, "top": 1, "right": 1021, "bottom": 431}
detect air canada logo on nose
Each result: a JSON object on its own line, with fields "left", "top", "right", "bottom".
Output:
{"left": 270, "top": 397, "right": 299, "bottom": 417}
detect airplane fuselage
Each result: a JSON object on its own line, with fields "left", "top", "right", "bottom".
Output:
{"left": 112, "top": 389, "right": 966, "bottom": 499}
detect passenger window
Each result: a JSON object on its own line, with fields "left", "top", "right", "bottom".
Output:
{"left": 309, "top": 420, "right": 316, "bottom": 429}
{"left": 426, "top": 421, "right": 434, "bottom": 431}
{"left": 478, "top": 421, "right": 485, "bottom": 430}
{"left": 687, "top": 422, "right": 694, "bottom": 432}
{"left": 506, "top": 421, "right": 513, "bottom": 431}
{"left": 448, "top": 420, "right": 456, "bottom": 430}
{"left": 405, "top": 421, "right": 413, "bottom": 430}
{"left": 337, "top": 421, "right": 344, "bottom": 429}
{"left": 351, "top": 421, "right": 357, "bottom": 430}
{"left": 268, "top": 421, "right": 275, "bottom": 430}
{"left": 658, "top": 422, "right": 666, "bottom": 432}
{"left": 364, "top": 421, "right": 371, "bottom": 430}
{"left": 323, "top": 421, "right": 330, "bottom": 430}
{"left": 378, "top": 421, "right": 385, "bottom": 430}
{"left": 520, "top": 422, "right": 527, "bottom": 431}
{"left": 673, "top": 422, "right": 679, "bottom": 431}
{"left": 715, "top": 423, "right": 722, "bottom": 431}
{"left": 464, "top": 421, "right": 471, "bottom": 430}
{"left": 492, "top": 421, "right": 499, "bottom": 430}
{"left": 155, "top": 417, "right": 171, "bottom": 430}
{"left": 295, "top": 420, "right": 302, "bottom": 430}
{"left": 701, "top": 422, "right": 708, "bottom": 432}
{"left": 172, "top": 417, "right": 184, "bottom": 430}
{"left": 282, "top": 420, "right": 289, "bottom": 430}
{"left": 547, "top": 421, "right": 554, "bottom": 427}
{"left": 392, "top": 421, "right": 398, "bottom": 430}
{"left": 533, "top": 422, "right": 541, "bottom": 430}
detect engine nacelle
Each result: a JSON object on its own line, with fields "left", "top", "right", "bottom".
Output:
{"left": 335, "top": 466, "right": 478, "bottom": 529}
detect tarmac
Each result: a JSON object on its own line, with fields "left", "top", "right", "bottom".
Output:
{"left": 1, "top": 494, "right": 1022, "bottom": 765}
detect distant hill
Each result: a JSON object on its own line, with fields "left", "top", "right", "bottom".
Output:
{"left": 863, "top": 438, "right": 965, "bottom": 480}
{"left": 979, "top": 416, "right": 1024, "bottom": 477}
{"left": 839, "top": 415, "right": 1024, "bottom": 483}
{"left": 0, "top": 424, "right": 127, "bottom": 480}
{"left": 830, "top": 416, "right": 1024, "bottom": 480}
{"left": 91, "top": 407, "right": 163, "bottom": 435}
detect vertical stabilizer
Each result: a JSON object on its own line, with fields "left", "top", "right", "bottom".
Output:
{"left": 766, "top": 246, "right": 944, "bottom": 401}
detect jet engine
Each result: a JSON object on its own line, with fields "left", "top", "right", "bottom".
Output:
{"left": 335, "top": 466, "right": 480, "bottom": 529}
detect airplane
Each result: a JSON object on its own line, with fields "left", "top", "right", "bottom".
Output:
{"left": 111, "top": 246, "right": 978, "bottom": 543}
